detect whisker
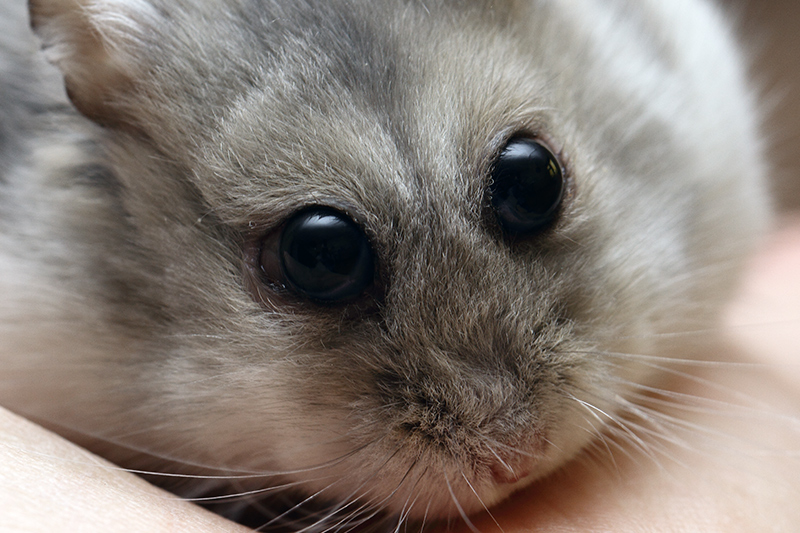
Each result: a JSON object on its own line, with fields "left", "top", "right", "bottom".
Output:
{"left": 569, "top": 393, "right": 665, "bottom": 470}
{"left": 385, "top": 467, "right": 429, "bottom": 533}
{"left": 623, "top": 385, "right": 800, "bottom": 431}
{"left": 483, "top": 443, "right": 514, "bottom": 477}
{"left": 418, "top": 499, "right": 433, "bottom": 533}
{"left": 587, "top": 432, "right": 624, "bottom": 476}
{"left": 258, "top": 480, "right": 342, "bottom": 532}
{"left": 444, "top": 467, "right": 481, "bottom": 533}
{"left": 583, "top": 318, "right": 800, "bottom": 344}
{"left": 459, "top": 469, "right": 505, "bottom": 533}
{"left": 622, "top": 395, "right": 800, "bottom": 457}
{"left": 573, "top": 348, "right": 774, "bottom": 370}
{"left": 11, "top": 421, "right": 384, "bottom": 487}
{"left": 280, "top": 444, "right": 409, "bottom": 533}
{"left": 600, "top": 357, "right": 784, "bottom": 414}
{"left": 609, "top": 365, "right": 784, "bottom": 417}
{"left": 481, "top": 438, "right": 537, "bottom": 458}
{"left": 182, "top": 478, "right": 333, "bottom": 503}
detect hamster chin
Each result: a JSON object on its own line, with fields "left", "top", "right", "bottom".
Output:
{"left": 0, "top": 0, "right": 768, "bottom": 529}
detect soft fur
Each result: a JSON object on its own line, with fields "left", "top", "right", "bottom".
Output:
{"left": 0, "top": 0, "right": 769, "bottom": 530}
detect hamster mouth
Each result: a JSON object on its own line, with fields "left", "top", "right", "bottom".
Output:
{"left": 343, "top": 413, "right": 550, "bottom": 522}
{"left": 230, "top": 410, "right": 551, "bottom": 531}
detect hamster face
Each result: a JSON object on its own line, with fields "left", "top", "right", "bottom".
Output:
{"left": 0, "top": 0, "right": 768, "bottom": 529}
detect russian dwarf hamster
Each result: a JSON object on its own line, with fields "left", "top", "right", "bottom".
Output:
{"left": 0, "top": 0, "right": 770, "bottom": 530}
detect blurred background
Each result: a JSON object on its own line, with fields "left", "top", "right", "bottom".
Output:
{"left": 735, "top": 1, "right": 800, "bottom": 211}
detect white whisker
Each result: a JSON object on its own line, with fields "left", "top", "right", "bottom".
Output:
{"left": 444, "top": 468, "right": 480, "bottom": 533}
{"left": 459, "top": 470, "right": 505, "bottom": 533}
{"left": 484, "top": 444, "right": 514, "bottom": 477}
{"left": 570, "top": 393, "right": 666, "bottom": 470}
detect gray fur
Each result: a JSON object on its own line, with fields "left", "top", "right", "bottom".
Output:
{"left": 0, "top": 0, "right": 769, "bottom": 530}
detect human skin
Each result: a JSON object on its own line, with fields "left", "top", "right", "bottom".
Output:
{"left": 453, "top": 217, "right": 800, "bottom": 533}
{"left": 2, "top": 218, "right": 799, "bottom": 532}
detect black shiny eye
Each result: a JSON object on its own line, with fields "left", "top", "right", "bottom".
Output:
{"left": 489, "top": 138, "right": 564, "bottom": 236}
{"left": 268, "top": 207, "right": 374, "bottom": 302}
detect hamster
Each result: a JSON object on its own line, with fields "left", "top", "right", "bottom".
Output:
{"left": 0, "top": 0, "right": 770, "bottom": 530}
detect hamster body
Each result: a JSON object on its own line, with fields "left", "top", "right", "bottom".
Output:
{"left": 0, "top": 0, "right": 769, "bottom": 530}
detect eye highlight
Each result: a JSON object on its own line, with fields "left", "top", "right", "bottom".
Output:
{"left": 259, "top": 207, "right": 375, "bottom": 303}
{"left": 489, "top": 137, "right": 564, "bottom": 236}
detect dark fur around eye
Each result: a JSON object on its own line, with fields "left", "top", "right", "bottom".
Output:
{"left": 489, "top": 138, "right": 564, "bottom": 236}
{"left": 259, "top": 207, "right": 375, "bottom": 303}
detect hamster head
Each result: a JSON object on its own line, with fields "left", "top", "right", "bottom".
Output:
{"left": 20, "top": 0, "right": 768, "bottom": 527}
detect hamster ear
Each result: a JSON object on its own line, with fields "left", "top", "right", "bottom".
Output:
{"left": 29, "top": 0, "right": 161, "bottom": 126}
